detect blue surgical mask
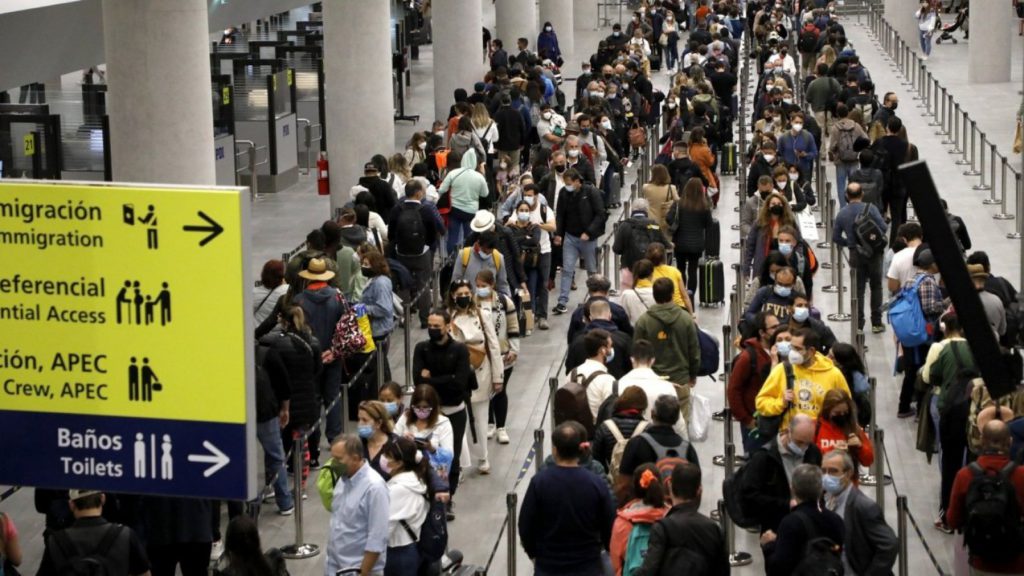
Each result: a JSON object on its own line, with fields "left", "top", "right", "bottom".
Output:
{"left": 517, "top": 211, "right": 531, "bottom": 222}
{"left": 774, "top": 284, "right": 792, "bottom": 298}
{"left": 788, "top": 349, "right": 806, "bottom": 366}
{"left": 357, "top": 425, "right": 374, "bottom": 439}
{"left": 787, "top": 440, "right": 806, "bottom": 457}
{"left": 792, "top": 306, "right": 810, "bottom": 323}
{"left": 776, "top": 341, "right": 792, "bottom": 356}
{"left": 476, "top": 286, "right": 492, "bottom": 299}
{"left": 822, "top": 474, "right": 844, "bottom": 495}
{"left": 384, "top": 402, "right": 399, "bottom": 417}
{"left": 778, "top": 242, "right": 794, "bottom": 256}
{"left": 524, "top": 195, "right": 536, "bottom": 206}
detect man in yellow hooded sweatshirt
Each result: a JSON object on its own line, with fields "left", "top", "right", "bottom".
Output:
{"left": 755, "top": 327, "right": 851, "bottom": 429}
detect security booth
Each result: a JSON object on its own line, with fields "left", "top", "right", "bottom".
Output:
{"left": 211, "top": 75, "right": 247, "bottom": 188}
{"left": 0, "top": 104, "right": 62, "bottom": 179}
{"left": 275, "top": 43, "right": 324, "bottom": 173}
{"left": 231, "top": 61, "right": 299, "bottom": 193}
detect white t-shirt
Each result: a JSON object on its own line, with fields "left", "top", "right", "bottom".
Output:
{"left": 507, "top": 204, "right": 556, "bottom": 254}
{"left": 886, "top": 246, "right": 917, "bottom": 287}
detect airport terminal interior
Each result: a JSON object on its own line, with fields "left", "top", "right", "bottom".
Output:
{"left": 3, "top": 0, "right": 1024, "bottom": 574}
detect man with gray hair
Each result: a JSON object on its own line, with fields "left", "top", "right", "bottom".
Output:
{"left": 822, "top": 450, "right": 898, "bottom": 575}
{"left": 563, "top": 134, "right": 597, "bottom": 184}
{"left": 761, "top": 463, "right": 845, "bottom": 575}
{"left": 740, "top": 413, "right": 823, "bottom": 534}
{"left": 612, "top": 197, "right": 664, "bottom": 279}
{"left": 325, "top": 434, "right": 390, "bottom": 576}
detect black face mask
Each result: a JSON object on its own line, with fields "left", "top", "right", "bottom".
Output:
{"left": 428, "top": 328, "right": 445, "bottom": 342}
{"left": 890, "top": 102, "right": 899, "bottom": 111}
{"left": 554, "top": 164, "right": 567, "bottom": 173}
{"left": 769, "top": 204, "right": 784, "bottom": 216}
{"left": 759, "top": 191, "right": 772, "bottom": 200}
{"left": 831, "top": 414, "right": 850, "bottom": 427}
{"left": 361, "top": 266, "right": 374, "bottom": 278}
{"left": 455, "top": 295, "right": 472, "bottom": 309}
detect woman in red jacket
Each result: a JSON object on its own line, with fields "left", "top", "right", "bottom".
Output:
{"left": 815, "top": 389, "right": 875, "bottom": 472}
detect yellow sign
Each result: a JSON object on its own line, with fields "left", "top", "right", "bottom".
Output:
{"left": 221, "top": 86, "right": 230, "bottom": 106}
{"left": 23, "top": 134, "right": 35, "bottom": 157}
{"left": 0, "top": 181, "right": 251, "bottom": 425}
{"left": 286, "top": 69, "right": 293, "bottom": 86}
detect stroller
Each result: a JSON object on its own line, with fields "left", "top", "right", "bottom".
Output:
{"left": 936, "top": 6, "right": 968, "bottom": 44}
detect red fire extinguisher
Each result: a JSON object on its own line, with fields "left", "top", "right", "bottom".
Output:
{"left": 317, "top": 152, "right": 330, "bottom": 196}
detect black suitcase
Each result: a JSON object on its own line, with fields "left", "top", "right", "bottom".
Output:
{"left": 705, "top": 218, "right": 721, "bottom": 259}
{"left": 721, "top": 142, "right": 737, "bottom": 175}
{"left": 698, "top": 257, "right": 725, "bottom": 307}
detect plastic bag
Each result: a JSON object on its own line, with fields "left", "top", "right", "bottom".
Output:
{"left": 688, "top": 392, "right": 712, "bottom": 442}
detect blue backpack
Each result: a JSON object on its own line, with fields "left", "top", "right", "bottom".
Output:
{"left": 697, "top": 328, "right": 720, "bottom": 378}
{"left": 888, "top": 275, "right": 929, "bottom": 347}
{"left": 622, "top": 521, "right": 653, "bottom": 576}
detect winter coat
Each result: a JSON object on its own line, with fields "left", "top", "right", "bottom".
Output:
{"left": 258, "top": 330, "right": 321, "bottom": 428}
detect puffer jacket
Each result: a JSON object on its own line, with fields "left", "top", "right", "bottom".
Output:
{"left": 592, "top": 412, "right": 647, "bottom": 471}
{"left": 258, "top": 330, "right": 322, "bottom": 428}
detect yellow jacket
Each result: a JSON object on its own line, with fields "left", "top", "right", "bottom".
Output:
{"left": 754, "top": 352, "right": 851, "bottom": 429}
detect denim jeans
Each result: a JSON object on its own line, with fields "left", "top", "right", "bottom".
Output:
{"left": 835, "top": 162, "right": 858, "bottom": 207}
{"left": 257, "top": 417, "right": 294, "bottom": 511}
{"left": 919, "top": 29, "right": 932, "bottom": 55}
{"left": 308, "top": 360, "right": 344, "bottom": 464}
{"left": 447, "top": 207, "right": 475, "bottom": 254}
{"left": 384, "top": 543, "right": 418, "bottom": 576}
{"left": 558, "top": 233, "right": 597, "bottom": 306}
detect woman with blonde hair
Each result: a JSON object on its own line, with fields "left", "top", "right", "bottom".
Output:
{"left": 642, "top": 164, "right": 677, "bottom": 232}
{"left": 470, "top": 102, "right": 499, "bottom": 157}
{"left": 817, "top": 44, "right": 837, "bottom": 69}
{"left": 389, "top": 153, "right": 412, "bottom": 183}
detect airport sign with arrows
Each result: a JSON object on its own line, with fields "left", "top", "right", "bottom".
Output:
{"left": 0, "top": 180, "right": 255, "bottom": 500}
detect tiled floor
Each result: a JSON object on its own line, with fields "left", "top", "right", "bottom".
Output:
{"left": 2, "top": 5, "right": 1017, "bottom": 576}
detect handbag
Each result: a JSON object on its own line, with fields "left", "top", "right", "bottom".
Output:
{"left": 628, "top": 126, "right": 647, "bottom": 148}
{"left": 1015, "top": 119, "right": 1023, "bottom": 155}
{"left": 352, "top": 303, "right": 377, "bottom": 354}
{"left": 329, "top": 294, "right": 368, "bottom": 360}
{"left": 467, "top": 344, "right": 486, "bottom": 369}
{"left": 659, "top": 32, "right": 670, "bottom": 46}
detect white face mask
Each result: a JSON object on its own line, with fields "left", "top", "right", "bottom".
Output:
{"left": 418, "top": 141, "right": 427, "bottom": 150}
{"left": 568, "top": 149, "right": 580, "bottom": 158}
{"left": 601, "top": 119, "right": 613, "bottom": 130}
{"left": 591, "top": 91, "right": 605, "bottom": 99}
{"left": 763, "top": 154, "right": 776, "bottom": 163}
{"left": 542, "top": 111, "right": 553, "bottom": 120}
{"left": 792, "top": 123, "right": 804, "bottom": 132}
{"left": 775, "top": 180, "right": 787, "bottom": 189}
{"left": 517, "top": 211, "right": 531, "bottom": 222}
{"left": 545, "top": 25, "right": 553, "bottom": 32}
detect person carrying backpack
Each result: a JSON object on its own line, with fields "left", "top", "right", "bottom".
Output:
{"left": 832, "top": 183, "right": 888, "bottom": 333}
{"left": 761, "top": 464, "right": 846, "bottom": 576}
{"left": 796, "top": 19, "right": 820, "bottom": 76}
{"left": 610, "top": 463, "right": 668, "bottom": 576}
{"left": 617, "top": 395, "right": 701, "bottom": 504}
{"left": 613, "top": 199, "right": 665, "bottom": 282}
{"left": 828, "top": 104, "right": 868, "bottom": 203}
{"left": 947, "top": 419, "right": 1024, "bottom": 574}
{"left": 388, "top": 180, "right": 446, "bottom": 328}
{"left": 893, "top": 245, "right": 945, "bottom": 418}
{"left": 729, "top": 312, "right": 781, "bottom": 453}
{"left": 39, "top": 490, "right": 150, "bottom": 576}
{"left": 635, "top": 462, "right": 728, "bottom": 576}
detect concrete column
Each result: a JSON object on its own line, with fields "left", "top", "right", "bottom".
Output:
{"left": 574, "top": 0, "right": 597, "bottom": 32}
{"left": 496, "top": 0, "right": 536, "bottom": 53}
{"left": 539, "top": 0, "right": 574, "bottom": 67}
{"left": 432, "top": 0, "right": 484, "bottom": 124}
{"left": 324, "top": 0, "right": 396, "bottom": 214}
{"left": 102, "top": 0, "right": 215, "bottom": 185}
{"left": 969, "top": 6, "right": 1012, "bottom": 83}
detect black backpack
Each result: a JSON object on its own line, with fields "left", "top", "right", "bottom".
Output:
{"left": 626, "top": 219, "right": 662, "bottom": 262}
{"left": 853, "top": 204, "right": 886, "bottom": 259}
{"left": 51, "top": 525, "right": 125, "bottom": 576}
{"left": 722, "top": 462, "right": 759, "bottom": 529}
{"left": 401, "top": 495, "right": 448, "bottom": 562}
{"left": 594, "top": 380, "right": 619, "bottom": 430}
{"left": 798, "top": 29, "right": 818, "bottom": 53}
{"left": 792, "top": 512, "right": 845, "bottom": 576}
{"left": 393, "top": 202, "right": 427, "bottom": 256}
{"left": 964, "top": 461, "right": 1024, "bottom": 563}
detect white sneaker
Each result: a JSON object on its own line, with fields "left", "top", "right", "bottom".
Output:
{"left": 496, "top": 428, "right": 510, "bottom": 444}
{"left": 487, "top": 424, "right": 496, "bottom": 439}
{"left": 478, "top": 459, "right": 491, "bottom": 474}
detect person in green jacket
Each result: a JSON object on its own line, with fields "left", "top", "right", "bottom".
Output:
{"left": 632, "top": 277, "right": 700, "bottom": 418}
{"left": 439, "top": 148, "right": 489, "bottom": 253}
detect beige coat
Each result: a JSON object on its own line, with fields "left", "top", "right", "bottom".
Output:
{"left": 642, "top": 182, "right": 677, "bottom": 231}
{"left": 451, "top": 308, "right": 504, "bottom": 404}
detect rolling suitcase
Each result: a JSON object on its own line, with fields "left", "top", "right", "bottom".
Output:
{"left": 705, "top": 218, "right": 721, "bottom": 259}
{"left": 698, "top": 257, "right": 725, "bottom": 307}
{"left": 721, "top": 142, "right": 737, "bottom": 175}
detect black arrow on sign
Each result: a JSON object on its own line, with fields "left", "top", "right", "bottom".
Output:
{"left": 182, "top": 211, "right": 224, "bottom": 247}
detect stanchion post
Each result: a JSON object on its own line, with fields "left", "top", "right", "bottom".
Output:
{"left": 874, "top": 428, "right": 885, "bottom": 510}
{"left": 403, "top": 305, "right": 413, "bottom": 391}
{"left": 533, "top": 429, "right": 545, "bottom": 474}
{"left": 376, "top": 344, "right": 386, "bottom": 390}
{"left": 955, "top": 108, "right": 970, "bottom": 164}
{"left": 827, "top": 252, "right": 850, "bottom": 321}
{"left": 548, "top": 377, "right": 558, "bottom": 431}
{"left": 506, "top": 492, "right": 518, "bottom": 576}
{"left": 996, "top": 155, "right": 1016, "bottom": 220}
{"left": 964, "top": 120, "right": 981, "bottom": 175}
{"left": 949, "top": 103, "right": 963, "bottom": 153}
{"left": 280, "top": 432, "right": 320, "bottom": 559}
{"left": 897, "top": 495, "right": 909, "bottom": 576}
{"left": 1011, "top": 173, "right": 1023, "bottom": 240}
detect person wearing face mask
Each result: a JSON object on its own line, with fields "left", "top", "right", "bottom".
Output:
{"left": 746, "top": 140, "right": 781, "bottom": 198}
{"left": 552, "top": 168, "right": 607, "bottom": 314}
{"left": 404, "top": 132, "right": 428, "bottom": 166}
{"left": 756, "top": 329, "right": 852, "bottom": 432}
{"left": 493, "top": 93, "right": 526, "bottom": 170}
{"left": 359, "top": 250, "right": 394, "bottom": 379}
{"left": 451, "top": 224, "right": 512, "bottom": 299}
{"left": 358, "top": 400, "right": 399, "bottom": 481}
{"left": 740, "top": 176, "right": 774, "bottom": 242}
{"left": 739, "top": 415, "right": 824, "bottom": 535}
{"left": 760, "top": 463, "right": 845, "bottom": 576}
{"left": 814, "top": 390, "right": 874, "bottom": 470}
{"left": 777, "top": 112, "right": 818, "bottom": 183}
{"left": 537, "top": 21, "right": 562, "bottom": 64}
{"left": 562, "top": 135, "right": 597, "bottom": 184}
{"left": 379, "top": 437, "right": 432, "bottom": 576}
{"left": 412, "top": 310, "right": 471, "bottom": 512}
{"left": 742, "top": 192, "right": 798, "bottom": 281}
{"left": 473, "top": 269, "right": 520, "bottom": 445}
{"left": 788, "top": 293, "right": 837, "bottom": 355}
{"left": 833, "top": 183, "right": 887, "bottom": 333}
{"left": 729, "top": 312, "right": 780, "bottom": 453}
{"left": 775, "top": 226, "right": 817, "bottom": 301}
{"left": 377, "top": 382, "right": 404, "bottom": 422}
{"left": 821, "top": 451, "right": 898, "bottom": 576}
{"left": 535, "top": 103, "right": 565, "bottom": 151}
{"left": 567, "top": 299, "right": 634, "bottom": 381}
{"left": 324, "top": 434, "right": 390, "bottom": 576}
{"left": 393, "top": 384, "right": 455, "bottom": 482}
{"left": 667, "top": 141, "right": 708, "bottom": 191}
{"left": 770, "top": 165, "right": 807, "bottom": 213}
{"left": 446, "top": 280, "right": 503, "bottom": 475}
{"left": 744, "top": 267, "right": 799, "bottom": 325}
